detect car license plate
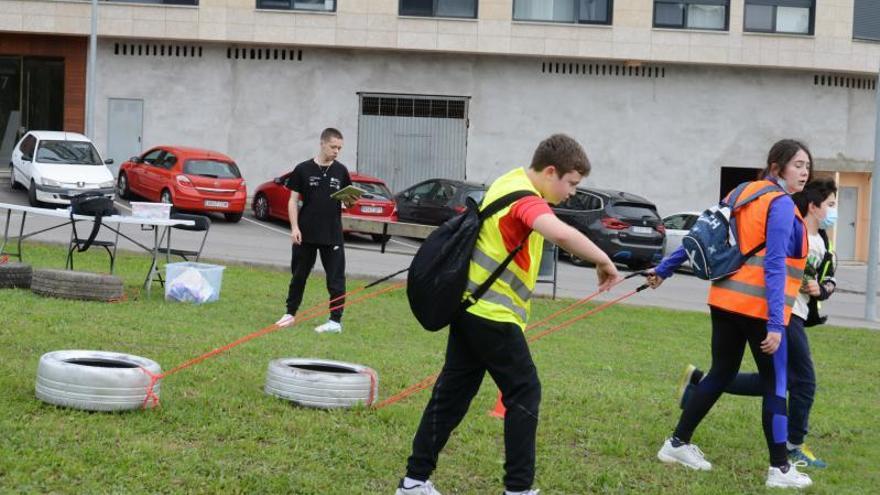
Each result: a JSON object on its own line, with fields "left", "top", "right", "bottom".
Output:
{"left": 631, "top": 226, "right": 653, "bottom": 235}
{"left": 361, "top": 206, "right": 383, "bottom": 214}
{"left": 204, "top": 200, "right": 229, "bottom": 208}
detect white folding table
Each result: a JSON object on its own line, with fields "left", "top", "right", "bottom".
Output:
{"left": 0, "top": 202, "right": 195, "bottom": 295}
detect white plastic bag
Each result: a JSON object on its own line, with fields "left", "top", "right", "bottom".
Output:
{"left": 166, "top": 267, "right": 215, "bottom": 303}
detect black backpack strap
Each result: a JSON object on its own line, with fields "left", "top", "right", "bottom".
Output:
{"left": 478, "top": 190, "right": 537, "bottom": 220}
{"left": 464, "top": 189, "right": 539, "bottom": 309}
{"left": 71, "top": 209, "right": 105, "bottom": 253}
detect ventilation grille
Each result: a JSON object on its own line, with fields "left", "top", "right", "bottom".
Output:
{"left": 542, "top": 61, "right": 666, "bottom": 78}
{"left": 113, "top": 43, "right": 202, "bottom": 58}
{"left": 813, "top": 74, "right": 876, "bottom": 90}
{"left": 361, "top": 96, "right": 466, "bottom": 119}
{"left": 227, "top": 47, "right": 303, "bottom": 61}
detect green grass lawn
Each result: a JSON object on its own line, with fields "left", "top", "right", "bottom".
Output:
{"left": 1, "top": 243, "right": 878, "bottom": 494}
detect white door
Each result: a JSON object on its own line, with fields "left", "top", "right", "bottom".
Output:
{"left": 837, "top": 186, "right": 857, "bottom": 260}
{"left": 106, "top": 98, "right": 143, "bottom": 177}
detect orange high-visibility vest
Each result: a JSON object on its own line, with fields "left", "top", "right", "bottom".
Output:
{"left": 707, "top": 180, "right": 808, "bottom": 324}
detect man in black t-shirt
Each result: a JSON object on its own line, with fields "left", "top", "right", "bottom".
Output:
{"left": 275, "top": 128, "right": 353, "bottom": 333}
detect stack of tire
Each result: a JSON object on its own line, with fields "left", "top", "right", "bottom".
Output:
{"left": 265, "top": 358, "right": 379, "bottom": 409}
{"left": 0, "top": 261, "right": 32, "bottom": 289}
{"left": 31, "top": 269, "right": 124, "bottom": 302}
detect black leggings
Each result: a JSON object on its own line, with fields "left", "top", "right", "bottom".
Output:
{"left": 285, "top": 242, "right": 346, "bottom": 321}
{"left": 406, "top": 311, "right": 541, "bottom": 492}
{"left": 674, "top": 307, "right": 789, "bottom": 467}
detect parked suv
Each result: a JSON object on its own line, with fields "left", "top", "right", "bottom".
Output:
{"left": 553, "top": 188, "right": 665, "bottom": 269}
{"left": 9, "top": 131, "right": 115, "bottom": 207}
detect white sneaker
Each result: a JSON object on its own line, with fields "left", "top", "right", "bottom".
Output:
{"left": 505, "top": 490, "right": 540, "bottom": 495}
{"left": 395, "top": 479, "right": 442, "bottom": 495}
{"left": 657, "top": 438, "right": 712, "bottom": 471}
{"left": 275, "top": 314, "right": 295, "bottom": 327}
{"left": 314, "top": 320, "right": 342, "bottom": 333}
{"left": 766, "top": 464, "right": 813, "bottom": 489}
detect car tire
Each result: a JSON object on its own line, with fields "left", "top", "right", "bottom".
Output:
{"left": 35, "top": 350, "right": 162, "bottom": 411}
{"left": 264, "top": 358, "right": 379, "bottom": 409}
{"left": 568, "top": 253, "right": 592, "bottom": 267}
{"left": 224, "top": 212, "right": 243, "bottom": 223}
{"left": 160, "top": 189, "right": 172, "bottom": 205}
{"left": 117, "top": 172, "right": 132, "bottom": 200}
{"left": 28, "top": 180, "right": 41, "bottom": 207}
{"left": 8, "top": 164, "right": 20, "bottom": 191}
{"left": 253, "top": 194, "right": 270, "bottom": 221}
{"left": 0, "top": 262, "right": 32, "bottom": 289}
{"left": 31, "top": 269, "right": 124, "bottom": 302}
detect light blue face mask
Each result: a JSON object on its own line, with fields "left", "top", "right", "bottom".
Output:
{"left": 775, "top": 177, "right": 791, "bottom": 193}
{"left": 820, "top": 207, "right": 838, "bottom": 230}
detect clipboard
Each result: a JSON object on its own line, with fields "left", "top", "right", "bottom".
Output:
{"left": 330, "top": 185, "right": 366, "bottom": 203}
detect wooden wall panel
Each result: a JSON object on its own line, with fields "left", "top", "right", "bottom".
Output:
{"left": 0, "top": 33, "right": 87, "bottom": 133}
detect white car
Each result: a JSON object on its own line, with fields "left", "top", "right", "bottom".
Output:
{"left": 9, "top": 131, "right": 115, "bottom": 207}
{"left": 662, "top": 211, "right": 701, "bottom": 269}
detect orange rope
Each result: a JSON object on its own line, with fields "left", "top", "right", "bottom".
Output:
{"left": 373, "top": 280, "right": 647, "bottom": 410}
{"left": 139, "top": 281, "right": 406, "bottom": 408}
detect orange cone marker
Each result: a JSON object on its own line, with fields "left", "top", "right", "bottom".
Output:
{"left": 488, "top": 391, "right": 506, "bottom": 419}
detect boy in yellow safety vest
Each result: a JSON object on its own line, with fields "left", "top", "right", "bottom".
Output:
{"left": 395, "top": 134, "right": 622, "bottom": 495}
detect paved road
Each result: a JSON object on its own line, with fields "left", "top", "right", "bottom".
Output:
{"left": 2, "top": 186, "right": 877, "bottom": 330}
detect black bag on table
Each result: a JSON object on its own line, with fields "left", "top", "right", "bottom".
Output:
{"left": 406, "top": 190, "right": 536, "bottom": 331}
{"left": 70, "top": 191, "right": 118, "bottom": 252}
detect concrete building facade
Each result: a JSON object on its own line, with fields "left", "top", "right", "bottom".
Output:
{"left": 0, "top": 0, "right": 877, "bottom": 260}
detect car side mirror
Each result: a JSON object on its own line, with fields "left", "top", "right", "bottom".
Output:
{"left": 273, "top": 177, "right": 284, "bottom": 185}
{"left": 104, "top": 158, "right": 114, "bottom": 165}
{"left": 130, "top": 156, "right": 142, "bottom": 164}
{"left": 21, "top": 154, "right": 32, "bottom": 162}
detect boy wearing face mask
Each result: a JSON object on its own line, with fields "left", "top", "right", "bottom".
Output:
{"left": 677, "top": 178, "right": 838, "bottom": 469}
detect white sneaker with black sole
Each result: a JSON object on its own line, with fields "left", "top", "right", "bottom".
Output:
{"left": 395, "top": 479, "right": 442, "bottom": 495}
{"left": 657, "top": 438, "right": 712, "bottom": 471}
{"left": 766, "top": 464, "right": 813, "bottom": 489}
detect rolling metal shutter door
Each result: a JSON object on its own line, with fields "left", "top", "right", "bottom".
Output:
{"left": 854, "top": 0, "right": 880, "bottom": 42}
{"left": 357, "top": 94, "right": 469, "bottom": 194}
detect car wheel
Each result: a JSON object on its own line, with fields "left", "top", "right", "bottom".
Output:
{"left": 28, "top": 181, "right": 41, "bottom": 207}
{"left": 253, "top": 194, "right": 269, "bottom": 221}
{"left": 117, "top": 172, "right": 131, "bottom": 200}
{"left": 568, "top": 253, "right": 592, "bottom": 267}
{"left": 8, "top": 165, "right": 20, "bottom": 191}
{"left": 224, "top": 212, "right": 243, "bottom": 223}
{"left": 160, "top": 189, "right": 172, "bottom": 204}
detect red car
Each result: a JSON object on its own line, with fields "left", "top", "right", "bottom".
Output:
{"left": 117, "top": 146, "right": 247, "bottom": 222}
{"left": 252, "top": 171, "right": 397, "bottom": 241}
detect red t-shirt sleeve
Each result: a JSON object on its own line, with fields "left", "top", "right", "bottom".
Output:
{"left": 508, "top": 196, "right": 553, "bottom": 228}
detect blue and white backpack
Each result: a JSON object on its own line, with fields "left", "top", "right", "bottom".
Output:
{"left": 682, "top": 181, "right": 782, "bottom": 281}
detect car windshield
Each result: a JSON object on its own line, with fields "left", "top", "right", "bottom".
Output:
{"left": 610, "top": 203, "right": 659, "bottom": 220}
{"left": 183, "top": 159, "right": 241, "bottom": 179}
{"left": 35, "top": 140, "right": 102, "bottom": 165}
{"left": 354, "top": 180, "right": 392, "bottom": 200}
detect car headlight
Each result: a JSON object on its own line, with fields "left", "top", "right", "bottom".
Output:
{"left": 41, "top": 177, "right": 61, "bottom": 187}
{"left": 99, "top": 180, "right": 115, "bottom": 188}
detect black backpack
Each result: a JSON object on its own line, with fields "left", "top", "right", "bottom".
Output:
{"left": 407, "top": 190, "right": 536, "bottom": 331}
{"left": 70, "top": 192, "right": 118, "bottom": 252}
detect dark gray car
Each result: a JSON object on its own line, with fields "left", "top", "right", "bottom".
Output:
{"left": 395, "top": 179, "right": 486, "bottom": 226}
{"left": 553, "top": 188, "right": 666, "bottom": 269}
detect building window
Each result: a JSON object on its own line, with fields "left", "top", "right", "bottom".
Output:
{"left": 400, "top": 0, "right": 478, "bottom": 18}
{"left": 102, "top": 0, "right": 199, "bottom": 4}
{"left": 744, "top": 0, "right": 813, "bottom": 35}
{"left": 653, "top": 1, "right": 728, "bottom": 30}
{"left": 853, "top": 0, "right": 880, "bottom": 42}
{"left": 513, "top": 0, "right": 612, "bottom": 25}
{"left": 257, "top": 0, "right": 336, "bottom": 12}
